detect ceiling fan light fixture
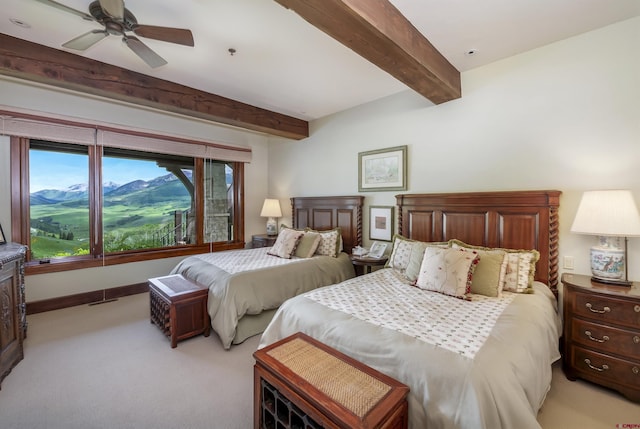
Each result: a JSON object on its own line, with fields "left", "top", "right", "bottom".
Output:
{"left": 36, "top": 0, "right": 193, "bottom": 67}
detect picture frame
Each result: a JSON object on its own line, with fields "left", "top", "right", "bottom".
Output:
{"left": 0, "top": 223, "right": 6, "bottom": 245}
{"left": 369, "top": 206, "right": 394, "bottom": 242}
{"left": 368, "top": 241, "right": 388, "bottom": 259}
{"left": 358, "top": 145, "right": 407, "bottom": 192}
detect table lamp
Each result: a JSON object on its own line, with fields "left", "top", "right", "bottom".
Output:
{"left": 570, "top": 190, "right": 640, "bottom": 285}
{"left": 260, "top": 199, "right": 282, "bottom": 236}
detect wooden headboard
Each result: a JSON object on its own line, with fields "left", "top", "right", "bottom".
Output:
{"left": 396, "top": 190, "right": 561, "bottom": 295}
{"left": 291, "top": 196, "right": 364, "bottom": 253}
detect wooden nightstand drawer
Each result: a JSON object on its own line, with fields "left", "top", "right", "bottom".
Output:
{"left": 252, "top": 234, "right": 277, "bottom": 248}
{"left": 572, "top": 291, "right": 640, "bottom": 328}
{"left": 568, "top": 345, "right": 640, "bottom": 398}
{"left": 571, "top": 318, "right": 640, "bottom": 358}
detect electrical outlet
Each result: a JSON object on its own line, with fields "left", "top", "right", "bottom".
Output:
{"left": 563, "top": 256, "right": 574, "bottom": 270}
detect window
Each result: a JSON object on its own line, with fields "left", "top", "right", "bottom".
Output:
{"left": 10, "top": 129, "right": 246, "bottom": 274}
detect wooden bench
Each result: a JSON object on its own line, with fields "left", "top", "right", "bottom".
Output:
{"left": 148, "top": 274, "right": 210, "bottom": 348}
{"left": 254, "top": 332, "right": 409, "bottom": 429}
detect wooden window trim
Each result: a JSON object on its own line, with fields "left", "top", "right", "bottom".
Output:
{"left": 10, "top": 134, "right": 246, "bottom": 276}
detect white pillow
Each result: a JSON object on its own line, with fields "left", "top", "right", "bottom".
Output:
{"left": 415, "top": 247, "right": 479, "bottom": 299}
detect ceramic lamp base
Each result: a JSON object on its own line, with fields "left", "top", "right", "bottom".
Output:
{"left": 266, "top": 218, "right": 278, "bottom": 236}
{"left": 590, "top": 236, "right": 631, "bottom": 286}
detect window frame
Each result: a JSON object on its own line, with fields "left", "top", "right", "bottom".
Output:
{"left": 10, "top": 136, "right": 246, "bottom": 275}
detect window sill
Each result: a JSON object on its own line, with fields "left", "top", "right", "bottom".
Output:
{"left": 24, "top": 242, "right": 245, "bottom": 275}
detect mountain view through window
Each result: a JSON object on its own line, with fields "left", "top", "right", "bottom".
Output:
{"left": 28, "top": 144, "right": 233, "bottom": 260}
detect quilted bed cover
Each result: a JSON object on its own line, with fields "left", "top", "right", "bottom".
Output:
{"left": 259, "top": 268, "right": 561, "bottom": 429}
{"left": 170, "top": 247, "right": 355, "bottom": 348}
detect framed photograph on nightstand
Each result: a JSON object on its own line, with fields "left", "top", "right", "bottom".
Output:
{"left": 369, "top": 206, "right": 393, "bottom": 241}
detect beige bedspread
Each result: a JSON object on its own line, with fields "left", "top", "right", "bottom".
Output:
{"left": 259, "top": 268, "right": 561, "bottom": 429}
{"left": 170, "top": 247, "right": 355, "bottom": 348}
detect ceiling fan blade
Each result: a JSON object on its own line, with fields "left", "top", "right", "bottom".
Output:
{"left": 123, "top": 36, "right": 167, "bottom": 68}
{"left": 62, "top": 30, "right": 109, "bottom": 51}
{"left": 99, "top": 0, "right": 124, "bottom": 20}
{"left": 133, "top": 25, "right": 194, "bottom": 47}
{"left": 34, "top": 0, "right": 94, "bottom": 21}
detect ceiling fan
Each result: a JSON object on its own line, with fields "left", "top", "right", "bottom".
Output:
{"left": 35, "top": 0, "right": 194, "bottom": 68}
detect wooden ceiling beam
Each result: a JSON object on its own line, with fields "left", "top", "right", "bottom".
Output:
{"left": 0, "top": 34, "right": 309, "bottom": 140}
{"left": 274, "top": 0, "right": 461, "bottom": 104}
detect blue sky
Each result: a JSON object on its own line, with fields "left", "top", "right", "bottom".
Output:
{"left": 30, "top": 151, "right": 166, "bottom": 192}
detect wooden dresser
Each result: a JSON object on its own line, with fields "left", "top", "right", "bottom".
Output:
{"left": 562, "top": 273, "right": 640, "bottom": 402}
{"left": 0, "top": 242, "right": 28, "bottom": 390}
{"left": 254, "top": 332, "right": 409, "bottom": 429}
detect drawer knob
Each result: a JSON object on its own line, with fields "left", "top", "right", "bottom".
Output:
{"left": 634, "top": 336, "right": 640, "bottom": 344}
{"left": 635, "top": 305, "right": 640, "bottom": 313}
{"left": 633, "top": 367, "right": 639, "bottom": 375}
{"left": 585, "top": 330, "right": 609, "bottom": 343}
{"left": 586, "top": 303, "right": 610, "bottom": 314}
{"left": 584, "top": 359, "right": 609, "bottom": 372}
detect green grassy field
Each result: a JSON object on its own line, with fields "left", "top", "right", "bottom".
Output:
{"left": 30, "top": 182, "right": 191, "bottom": 259}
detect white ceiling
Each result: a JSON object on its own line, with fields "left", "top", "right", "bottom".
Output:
{"left": 2, "top": 0, "right": 639, "bottom": 121}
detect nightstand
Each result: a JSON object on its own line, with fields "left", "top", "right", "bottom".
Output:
{"left": 561, "top": 273, "right": 640, "bottom": 403}
{"left": 252, "top": 234, "right": 277, "bottom": 248}
{"left": 350, "top": 254, "right": 388, "bottom": 276}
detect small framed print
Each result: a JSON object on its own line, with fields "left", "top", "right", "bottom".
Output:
{"left": 0, "top": 223, "right": 6, "bottom": 245}
{"left": 358, "top": 145, "right": 407, "bottom": 192}
{"left": 369, "top": 206, "right": 393, "bottom": 242}
{"left": 368, "top": 241, "right": 388, "bottom": 259}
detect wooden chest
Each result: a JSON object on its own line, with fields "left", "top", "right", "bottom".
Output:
{"left": 148, "top": 274, "right": 210, "bottom": 348}
{"left": 562, "top": 273, "right": 640, "bottom": 402}
{"left": 254, "top": 332, "right": 409, "bottom": 429}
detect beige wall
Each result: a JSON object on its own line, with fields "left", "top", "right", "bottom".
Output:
{"left": 268, "top": 17, "right": 640, "bottom": 285}
{"left": 1, "top": 17, "right": 638, "bottom": 302}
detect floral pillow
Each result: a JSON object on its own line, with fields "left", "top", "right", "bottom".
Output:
{"left": 386, "top": 234, "right": 448, "bottom": 281}
{"left": 415, "top": 247, "right": 479, "bottom": 299}
{"left": 451, "top": 241, "right": 506, "bottom": 297}
{"left": 306, "top": 227, "right": 342, "bottom": 257}
{"left": 385, "top": 234, "right": 416, "bottom": 272}
{"left": 449, "top": 239, "right": 539, "bottom": 294}
{"left": 267, "top": 228, "right": 304, "bottom": 259}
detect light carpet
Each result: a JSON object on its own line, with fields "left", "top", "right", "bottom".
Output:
{"left": 0, "top": 293, "right": 638, "bottom": 428}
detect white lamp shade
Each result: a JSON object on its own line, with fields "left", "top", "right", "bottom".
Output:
{"left": 260, "top": 199, "right": 282, "bottom": 218}
{"left": 571, "top": 190, "right": 640, "bottom": 237}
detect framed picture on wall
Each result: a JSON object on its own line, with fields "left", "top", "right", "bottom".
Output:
{"left": 358, "top": 145, "right": 407, "bottom": 192}
{"left": 369, "top": 206, "right": 393, "bottom": 241}
{"left": 0, "top": 223, "right": 6, "bottom": 245}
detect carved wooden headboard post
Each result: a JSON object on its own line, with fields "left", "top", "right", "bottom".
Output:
{"left": 396, "top": 191, "right": 561, "bottom": 295}
{"left": 290, "top": 196, "right": 364, "bottom": 253}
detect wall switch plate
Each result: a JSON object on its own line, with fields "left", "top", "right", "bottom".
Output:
{"left": 563, "top": 256, "right": 574, "bottom": 270}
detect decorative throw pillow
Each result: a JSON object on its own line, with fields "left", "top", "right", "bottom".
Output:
{"left": 306, "top": 227, "right": 342, "bottom": 257}
{"left": 415, "top": 247, "right": 479, "bottom": 299}
{"left": 449, "top": 239, "right": 539, "bottom": 294}
{"left": 385, "top": 234, "right": 416, "bottom": 272}
{"left": 502, "top": 252, "right": 537, "bottom": 293}
{"left": 386, "top": 234, "right": 449, "bottom": 282}
{"left": 267, "top": 228, "right": 304, "bottom": 259}
{"left": 451, "top": 241, "right": 506, "bottom": 297}
{"left": 293, "top": 232, "right": 321, "bottom": 258}
{"left": 404, "top": 241, "right": 450, "bottom": 283}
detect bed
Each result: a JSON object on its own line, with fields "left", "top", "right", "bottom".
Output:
{"left": 259, "top": 190, "right": 562, "bottom": 429}
{"left": 170, "top": 195, "right": 364, "bottom": 349}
